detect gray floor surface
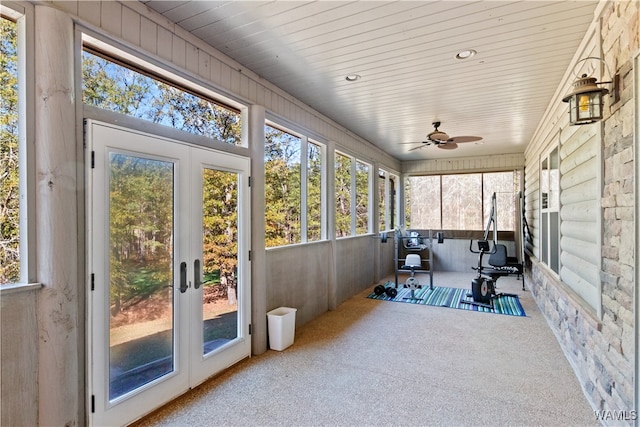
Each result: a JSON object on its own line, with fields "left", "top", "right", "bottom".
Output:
{"left": 134, "top": 272, "right": 599, "bottom": 427}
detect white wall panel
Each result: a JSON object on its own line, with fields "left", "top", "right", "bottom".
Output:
{"left": 403, "top": 153, "right": 523, "bottom": 175}
{"left": 77, "top": 1, "right": 100, "bottom": 27}
{"left": 140, "top": 16, "right": 157, "bottom": 55}
{"left": 101, "top": 1, "right": 121, "bottom": 39}
{"left": 121, "top": 6, "right": 140, "bottom": 46}
{"left": 171, "top": 35, "right": 185, "bottom": 69}
{"left": 157, "top": 25, "right": 172, "bottom": 60}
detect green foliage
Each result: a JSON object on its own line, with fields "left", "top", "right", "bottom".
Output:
{"left": 82, "top": 51, "right": 242, "bottom": 144}
{"left": 306, "top": 143, "right": 322, "bottom": 241}
{"left": 264, "top": 125, "right": 301, "bottom": 247}
{"left": 109, "top": 155, "right": 174, "bottom": 311}
{"left": 335, "top": 153, "right": 352, "bottom": 237}
{"left": 0, "top": 17, "right": 20, "bottom": 284}
{"left": 355, "top": 161, "right": 369, "bottom": 234}
{"left": 202, "top": 169, "right": 239, "bottom": 287}
{"left": 83, "top": 52, "right": 152, "bottom": 115}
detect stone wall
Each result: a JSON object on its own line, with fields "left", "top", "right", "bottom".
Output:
{"left": 599, "top": 0, "right": 637, "bottom": 418}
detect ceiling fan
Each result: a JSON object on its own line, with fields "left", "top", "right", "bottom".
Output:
{"left": 406, "top": 121, "right": 483, "bottom": 150}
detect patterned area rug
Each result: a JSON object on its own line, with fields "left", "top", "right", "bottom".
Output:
{"left": 367, "top": 282, "right": 526, "bottom": 316}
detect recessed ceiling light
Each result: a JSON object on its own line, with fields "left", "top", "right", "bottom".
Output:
{"left": 456, "top": 49, "right": 477, "bottom": 60}
{"left": 345, "top": 74, "right": 361, "bottom": 81}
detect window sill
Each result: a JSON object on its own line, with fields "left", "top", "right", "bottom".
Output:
{"left": 530, "top": 257, "right": 602, "bottom": 332}
{"left": 0, "top": 282, "right": 42, "bottom": 295}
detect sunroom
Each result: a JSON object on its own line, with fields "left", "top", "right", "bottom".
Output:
{"left": 0, "top": 1, "right": 638, "bottom": 426}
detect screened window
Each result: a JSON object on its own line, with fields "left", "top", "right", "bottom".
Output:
{"left": 379, "top": 171, "right": 386, "bottom": 231}
{"left": 378, "top": 169, "right": 398, "bottom": 232}
{"left": 442, "top": 174, "right": 482, "bottom": 230}
{"left": 307, "top": 141, "right": 323, "bottom": 241}
{"left": 265, "top": 125, "right": 301, "bottom": 247}
{"left": 335, "top": 152, "right": 371, "bottom": 237}
{"left": 484, "top": 172, "right": 518, "bottom": 231}
{"left": 405, "top": 175, "right": 440, "bottom": 229}
{"left": 265, "top": 123, "right": 325, "bottom": 247}
{"left": 82, "top": 49, "right": 242, "bottom": 145}
{"left": 1, "top": 13, "right": 24, "bottom": 285}
{"left": 406, "top": 171, "right": 518, "bottom": 231}
{"left": 355, "top": 161, "right": 370, "bottom": 235}
{"left": 335, "top": 153, "right": 352, "bottom": 238}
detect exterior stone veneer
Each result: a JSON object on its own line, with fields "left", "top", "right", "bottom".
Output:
{"left": 526, "top": 259, "right": 633, "bottom": 425}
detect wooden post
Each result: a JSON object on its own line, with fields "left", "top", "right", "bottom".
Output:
{"left": 326, "top": 141, "right": 337, "bottom": 310}
{"left": 249, "top": 104, "right": 268, "bottom": 355}
{"left": 34, "top": 5, "right": 80, "bottom": 426}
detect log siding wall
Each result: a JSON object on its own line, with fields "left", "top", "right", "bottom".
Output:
{"left": 559, "top": 123, "right": 602, "bottom": 312}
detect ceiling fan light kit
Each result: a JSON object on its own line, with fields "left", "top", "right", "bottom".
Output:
{"left": 428, "top": 131, "right": 450, "bottom": 143}
{"left": 405, "top": 121, "right": 482, "bottom": 151}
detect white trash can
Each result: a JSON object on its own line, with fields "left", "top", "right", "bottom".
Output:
{"left": 267, "top": 307, "right": 297, "bottom": 351}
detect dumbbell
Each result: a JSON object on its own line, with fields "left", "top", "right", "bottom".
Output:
{"left": 373, "top": 284, "right": 398, "bottom": 298}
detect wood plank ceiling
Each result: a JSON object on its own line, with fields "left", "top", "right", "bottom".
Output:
{"left": 141, "top": 1, "right": 599, "bottom": 161}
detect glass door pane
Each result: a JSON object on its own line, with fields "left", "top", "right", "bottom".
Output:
{"left": 201, "top": 168, "right": 239, "bottom": 355}
{"left": 190, "top": 148, "right": 250, "bottom": 386}
{"left": 108, "top": 153, "right": 175, "bottom": 400}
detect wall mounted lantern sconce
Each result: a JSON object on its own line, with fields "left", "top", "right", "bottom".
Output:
{"left": 562, "top": 57, "right": 617, "bottom": 125}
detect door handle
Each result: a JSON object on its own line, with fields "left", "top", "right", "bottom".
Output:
{"left": 194, "top": 259, "right": 202, "bottom": 289}
{"left": 180, "top": 262, "right": 188, "bottom": 293}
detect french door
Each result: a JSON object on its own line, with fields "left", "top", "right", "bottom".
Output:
{"left": 87, "top": 121, "right": 251, "bottom": 426}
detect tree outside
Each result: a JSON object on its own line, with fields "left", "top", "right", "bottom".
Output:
{"left": 335, "top": 153, "right": 352, "bottom": 237}
{"left": 0, "top": 17, "right": 19, "bottom": 284}
{"left": 264, "top": 125, "right": 301, "bottom": 247}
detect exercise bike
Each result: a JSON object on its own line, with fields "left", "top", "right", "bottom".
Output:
{"left": 468, "top": 240, "right": 517, "bottom": 308}
{"left": 465, "top": 193, "right": 521, "bottom": 309}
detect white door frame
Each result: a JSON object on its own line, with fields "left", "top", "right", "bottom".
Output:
{"left": 86, "top": 120, "right": 251, "bottom": 426}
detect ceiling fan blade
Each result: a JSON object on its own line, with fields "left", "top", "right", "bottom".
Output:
{"left": 449, "top": 135, "right": 483, "bottom": 144}
{"left": 408, "top": 144, "right": 428, "bottom": 151}
{"left": 437, "top": 142, "right": 458, "bottom": 150}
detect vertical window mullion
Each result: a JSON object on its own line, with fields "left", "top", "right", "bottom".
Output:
{"left": 320, "top": 145, "right": 329, "bottom": 240}
{"left": 385, "top": 172, "right": 390, "bottom": 230}
{"left": 481, "top": 173, "right": 485, "bottom": 228}
{"left": 350, "top": 157, "right": 356, "bottom": 235}
{"left": 300, "top": 136, "right": 308, "bottom": 243}
{"left": 439, "top": 176, "right": 443, "bottom": 230}
{"left": 366, "top": 162, "right": 372, "bottom": 233}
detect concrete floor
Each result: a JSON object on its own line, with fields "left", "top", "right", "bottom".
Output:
{"left": 134, "top": 272, "right": 599, "bottom": 427}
